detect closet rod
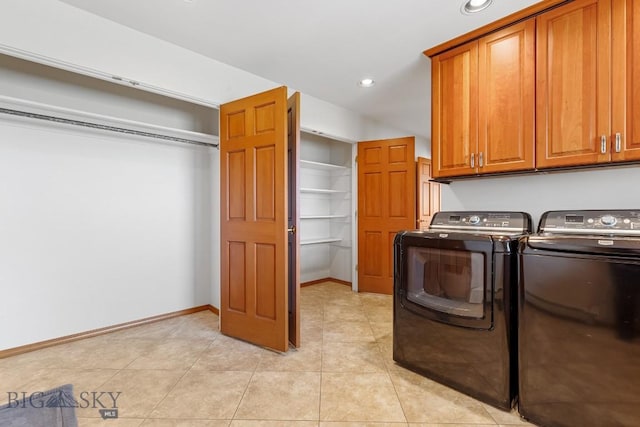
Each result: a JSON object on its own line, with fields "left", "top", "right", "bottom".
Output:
{"left": 0, "top": 107, "right": 219, "bottom": 148}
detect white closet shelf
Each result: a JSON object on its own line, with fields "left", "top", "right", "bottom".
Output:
{"left": 332, "top": 242, "right": 352, "bottom": 249}
{"left": 300, "top": 160, "right": 348, "bottom": 170}
{"left": 299, "top": 133, "right": 353, "bottom": 284}
{"left": 300, "top": 238, "right": 342, "bottom": 246}
{"left": 0, "top": 95, "right": 219, "bottom": 146}
{"left": 300, "top": 187, "right": 346, "bottom": 194}
{"left": 300, "top": 214, "right": 349, "bottom": 219}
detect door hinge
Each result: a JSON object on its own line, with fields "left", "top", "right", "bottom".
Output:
{"left": 355, "top": 264, "right": 358, "bottom": 271}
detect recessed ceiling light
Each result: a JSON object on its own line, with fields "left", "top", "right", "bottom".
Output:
{"left": 461, "top": 0, "right": 493, "bottom": 14}
{"left": 358, "top": 78, "right": 375, "bottom": 88}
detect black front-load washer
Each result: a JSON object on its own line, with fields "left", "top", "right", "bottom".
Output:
{"left": 393, "top": 211, "right": 532, "bottom": 410}
{"left": 519, "top": 210, "right": 640, "bottom": 427}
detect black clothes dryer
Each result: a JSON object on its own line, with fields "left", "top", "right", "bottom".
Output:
{"left": 393, "top": 211, "right": 532, "bottom": 410}
{"left": 519, "top": 210, "right": 640, "bottom": 427}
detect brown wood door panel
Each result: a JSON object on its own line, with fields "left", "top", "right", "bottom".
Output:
{"left": 220, "top": 86, "right": 289, "bottom": 352}
{"left": 478, "top": 19, "right": 535, "bottom": 173}
{"left": 227, "top": 241, "right": 247, "bottom": 312}
{"left": 358, "top": 137, "right": 415, "bottom": 294}
{"left": 536, "top": 0, "right": 611, "bottom": 168}
{"left": 255, "top": 243, "right": 277, "bottom": 319}
{"left": 416, "top": 157, "right": 440, "bottom": 230}
{"left": 432, "top": 42, "right": 479, "bottom": 177}
{"left": 612, "top": 0, "right": 640, "bottom": 162}
{"left": 362, "top": 231, "right": 382, "bottom": 277}
{"left": 363, "top": 172, "right": 383, "bottom": 218}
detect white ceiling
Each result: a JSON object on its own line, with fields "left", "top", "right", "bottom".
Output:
{"left": 58, "top": 0, "right": 540, "bottom": 139}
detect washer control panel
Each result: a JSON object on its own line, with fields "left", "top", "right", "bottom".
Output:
{"left": 539, "top": 210, "right": 640, "bottom": 236}
{"left": 430, "top": 211, "right": 532, "bottom": 233}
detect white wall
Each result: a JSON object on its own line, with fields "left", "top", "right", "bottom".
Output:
{"left": 0, "top": 116, "right": 215, "bottom": 350}
{"left": 440, "top": 166, "right": 640, "bottom": 227}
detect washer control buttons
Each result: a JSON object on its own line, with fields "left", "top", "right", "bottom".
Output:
{"left": 600, "top": 215, "right": 617, "bottom": 226}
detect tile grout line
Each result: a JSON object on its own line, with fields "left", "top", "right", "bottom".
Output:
{"left": 317, "top": 287, "right": 327, "bottom": 424}
{"left": 137, "top": 313, "right": 220, "bottom": 421}
{"left": 368, "top": 291, "right": 410, "bottom": 425}
{"left": 229, "top": 332, "right": 264, "bottom": 421}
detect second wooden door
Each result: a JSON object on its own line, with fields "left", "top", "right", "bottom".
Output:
{"left": 357, "top": 137, "right": 415, "bottom": 294}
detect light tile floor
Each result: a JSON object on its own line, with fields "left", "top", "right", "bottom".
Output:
{"left": 0, "top": 281, "right": 536, "bottom": 426}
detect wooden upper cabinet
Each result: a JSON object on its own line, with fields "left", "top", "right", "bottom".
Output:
{"left": 431, "top": 20, "right": 535, "bottom": 178}
{"left": 611, "top": 0, "right": 640, "bottom": 162}
{"left": 430, "top": 0, "right": 640, "bottom": 176}
{"left": 432, "top": 41, "right": 478, "bottom": 178}
{"left": 538, "top": 0, "right": 640, "bottom": 167}
{"left": 536, "top": 0, "right": 611, "bottom": 168}
{"left": 478, "top": 20, "right": 535, "bottom": 174}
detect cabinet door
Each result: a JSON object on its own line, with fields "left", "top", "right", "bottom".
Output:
{"left": 536, "top": 0, "right": 612, "bottom": 169}
{"left": 478, "top": 20, "right": 535, "bottom": 174}
{"left": 432, "top": 41, "right": 478, "bottom": 177}
{"left": 611, "top": 0, "right": 640, "bottom": 162}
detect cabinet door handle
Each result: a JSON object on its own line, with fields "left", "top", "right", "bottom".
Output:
{"left": 615, "top": 133, "right": 622, "bottom": 153}
{"left": 479, "top": 152, "right": 484, "bottom": 168}
{"left": 470, "top": 153, "right": 475, "bottom": 169}
{"left": 600, "top": 135, "right": 607, "bottom": 154}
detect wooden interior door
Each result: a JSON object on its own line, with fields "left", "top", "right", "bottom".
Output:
{"left": 286, "top": 92, "right": 300, "bottom": 347}
{"left": 431, "top": 41, "right": 479, "bottom": 178}
{"left": 358, "top": 137, "right": 415, "bottom": 294}
{"left": 536, "top": 0, "right": 611, "bottom": 168}
{"left": 416, "top": 157, "right": 440, "bottom": 231}
{"left": 612, "top": 0, "right": 640, "bottom": 162}
{"left": 478, "top": 19, "right": 535, "bottom": 173}
{"left": 220, "top": 86, "right": 289, "bottom": 352}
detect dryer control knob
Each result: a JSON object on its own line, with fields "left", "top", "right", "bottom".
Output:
{"left": 469, "top": 215, "right": 481, "bottom": 225}
{"left": 601, "top": 215, "right": 617, "bottom": 226}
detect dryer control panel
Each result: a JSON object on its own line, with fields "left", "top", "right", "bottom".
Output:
{"left": 430, "top": 211, "right": 532, "bottom": 233}
{"left": 539, "top": 210, "right": 640, "bottom": 236}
